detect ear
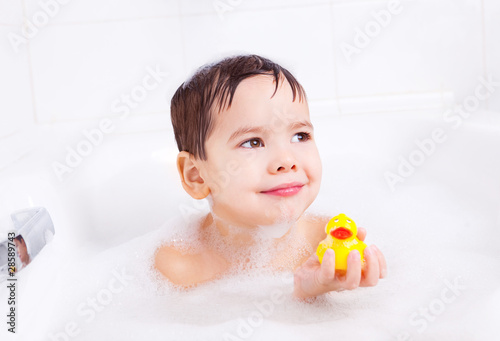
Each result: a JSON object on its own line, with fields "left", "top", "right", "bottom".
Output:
{"left": 176, "top": 151, "right": 210, "bottom": 199}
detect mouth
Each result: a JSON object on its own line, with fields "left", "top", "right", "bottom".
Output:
{"left": 260, "top": 182, "right": 304, "bottom": 197}
{"left": 330, "top": 227, "right": 353, "bottom": 239}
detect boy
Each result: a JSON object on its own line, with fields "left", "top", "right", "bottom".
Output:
{"left": 155, "top": 54, "right": 386, "bottom": 299}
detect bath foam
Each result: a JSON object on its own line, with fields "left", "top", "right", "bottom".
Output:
{"left": 152, "top": 205, "right": 310, "bottom": 280}
{"left": 12, "top": 111, "right": 500, "bottom": 340}
{"left": 29, "top": 202, "right": 500, "bottom": 341}
{"left": 201, "top": 218, "right": 272, "bottom": 273}
{"left": 52, "top": 225, "right": 381, "bottom": 340}
{"left": 197, "top": 206, "right": 313, "bottom": 275}
{"left": 151, "top": 205, "right": 309, "bottom": 282}
{"left": 255, "top": 220, "right": 291, "bottom": 239}
{"left": 155, "top": 209, "right": 208, "bottom": 254}
{"left": 255, "top": 199, "right": 301, "bottom": 239}
{"left": 44, "top": 178, "right": 500, "bottom": 340}
{"left": 79, "top": 231, "right": 329, "bottom": 326}
{"left": 77, "top": 224, "right": 297, "bottom": 321}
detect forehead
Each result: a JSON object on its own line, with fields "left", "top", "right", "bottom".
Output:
{"left": 210, "top": 75, "right": 309, "bottom": 137}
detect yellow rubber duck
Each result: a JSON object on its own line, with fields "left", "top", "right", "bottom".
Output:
{"left": 316, "top": 213, "right": 366, "bottom": 271}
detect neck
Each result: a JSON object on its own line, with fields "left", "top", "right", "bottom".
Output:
{"left": 201, "top": 212, "right": 297, "bottom": 249}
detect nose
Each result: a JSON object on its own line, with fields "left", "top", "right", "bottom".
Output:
{"left": 268, "top": 147, "right": 297, "bottom": 174}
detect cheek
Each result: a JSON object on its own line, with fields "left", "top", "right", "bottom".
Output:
{"left": 315, "top": 154, "right": 323, "bottom": 183}
{"left": 204, "top": 152, "right": 261, "bottom": 196}
{"left": 304, "top": 147, "right": 322, "bottom": 182}
{"left": 228, "top": 158, "right": 262, "bottom": 190}
{"left": 226, "top": 150, "right": 262, "bottom": 179}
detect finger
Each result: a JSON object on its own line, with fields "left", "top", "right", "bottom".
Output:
{"left": 318, "top": 249, "right": 336, "bottom": 286}
{"left": 357, "top": 227, "right": 367, "bottom": 241}
{"left": 343, "top": 250, "right": 362, "bottom": 290}
{"left": 360, "top": 245, "right": 379, "bottom": 287}
{"left": 373, "top": 245, "right": 387, "bottom": 278}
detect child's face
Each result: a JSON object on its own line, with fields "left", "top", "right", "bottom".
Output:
{"left": 198, "top": 75, "right": 322, "bottom": 228}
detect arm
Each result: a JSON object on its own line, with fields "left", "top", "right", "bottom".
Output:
{"left": 293, "top": 227, "right": 387, "bottom": 300}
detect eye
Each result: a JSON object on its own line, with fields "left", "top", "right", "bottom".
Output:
{"left": 334, "top": 219, "right": 339, "bottom": 222}
{"left": 241, "top": 138, "right": 264, "bottom": 148}
{"left": 291, "top": 132, "right": 311, "bottom": 143}
{"left": 347, "top": 220, "right": 351, "bottom": 223}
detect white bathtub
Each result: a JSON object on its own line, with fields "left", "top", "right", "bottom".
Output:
{"left": 1, "top": 109, "right": 499, "bottom": 341}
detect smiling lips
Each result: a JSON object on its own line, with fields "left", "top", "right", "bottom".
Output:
{"left": 261, "top": 182, "right": 304, "bottom": 197}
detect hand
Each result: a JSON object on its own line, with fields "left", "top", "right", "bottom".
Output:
{"left": 293, "top": 227, "right": 387, "bottom": 300}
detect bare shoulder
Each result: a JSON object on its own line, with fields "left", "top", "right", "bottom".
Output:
{"left": 154, "top": 244, "right": 192, "bottom": 286}
{"left": 154, "top": 243, "right": 228, "bottom": 288}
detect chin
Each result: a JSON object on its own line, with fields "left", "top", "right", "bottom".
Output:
{"left": 261, "top": 201, "right": 306, "bottom": 225}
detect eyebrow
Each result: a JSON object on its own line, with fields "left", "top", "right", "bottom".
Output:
{"left": 227, "top": 120, "right": 314, "bottom": 143}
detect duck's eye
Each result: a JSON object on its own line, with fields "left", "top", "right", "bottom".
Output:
{"left": 241, "top": 138, "right": 264, "bottom": 148}
{"left": 347, "top": 219, "right": 351, "bottom": 223}
{"left": 334, "top": 219, "right": 339, "bottom": 222}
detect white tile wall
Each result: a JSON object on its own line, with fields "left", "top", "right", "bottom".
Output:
{"left": 0, "top": 0, "right": 498, "bottom": 143}
{"left": 180, "top": 0, "right": 329, "bottom": 16}
{"left": 29, "top": 17, "right": 183, "bottom": 123}
{"left": 22, "top": 0, "right": 179, "bottom": 23}
{"left": 0, "top": 0, "right": 23, "bottom": 25}
{"left": 484, "top": 0, "right": 500, "bottom": 112}
{"left": 332, "top": 0, "right": 484, "bottom": 105}
{"left": 181, "top": 3, "right": 337, "bottom": 106}
{"left": 0, "top": 26, "right": 34, "bottom": 138}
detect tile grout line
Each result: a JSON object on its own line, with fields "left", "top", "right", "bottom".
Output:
{"left": 0, "top": 149, "right": 33, "bottom": 173}
{"left": 178, "top": 1, "right": 332, "bottom": 18}
{"left": 329, "top": 0, "right": 343, "bottom": 116}
{"left": 42, "top": 14, "right": 181, "bottom": 26}
{"left": 26, "top": 44, "right": 38, "bottom": 125}
{"left": 0, "top": 129, "right": 21, "bottom": 141}
{"left": 178, "top": 0, "right": 187, "bottom": 79}
{"left": 39, "top": 111, "right": 171, "bottom": 124}
{"left": 311, "top": 106, "right": 448, "bottom": 119}
{"left": 330, "top": 105, "right": 448, "bottom": 116}
{"left": 20, "top": 0, "right": 38, "bottom": 125}
{"left": 112, "top": 128, "right": 172, "bottom": 136}
{"left": 480, "top": 0, "right": 489, "bottom": 111}
{"left": 330, "top": 89, "right": 451, "bottom": 100}
{"left": 14, "top": 1, "right": 333, "bottom": 28}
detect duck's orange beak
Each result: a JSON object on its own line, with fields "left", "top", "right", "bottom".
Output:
{"left": 330, "top": 227, "right": 352, "bottom": 239}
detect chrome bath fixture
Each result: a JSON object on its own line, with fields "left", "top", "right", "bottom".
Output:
{"left": 0, "top": 207, "right": 55, "bottom": 281}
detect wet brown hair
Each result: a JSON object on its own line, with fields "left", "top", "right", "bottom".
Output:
{"left": 170, "top": 54, "right": 307, "bottom": 160}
